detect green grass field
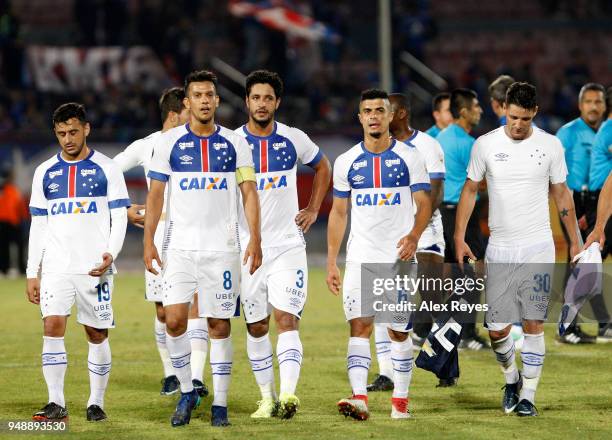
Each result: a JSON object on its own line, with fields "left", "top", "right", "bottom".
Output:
{"left": 1, "top": 270, "right": 611, "bottom": 440}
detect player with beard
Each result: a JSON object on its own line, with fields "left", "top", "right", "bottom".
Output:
{"left": 235, "top": 70, "right": 331, "bottom": 419}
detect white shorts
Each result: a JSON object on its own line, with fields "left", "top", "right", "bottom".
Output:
{"left": 417, "top": 216, "right": 445, "bottom": 257}
{"left": 161, "top": 249, "right": 240, "bottom": 319}
{"left": 343, "top": 261, "right": 416, "bottom": 332}
{"left": 40, "top": 273, "right": 115, "bottom": 329}
{"left": 484, "top": 240, "right": 555, "bottom": 331}
{"left": 240, "top": 245, "right": 307, "bottom": 323}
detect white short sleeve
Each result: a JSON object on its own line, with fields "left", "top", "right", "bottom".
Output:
{"left": 467, "top": 138, "right": 487, "bottom": 182}
{"left": 422, "top": 137, "right": 445, "bottom": 178}
{"left": 235, "top": 136, "right": 255, "bottom": 169}
{"left": 407, "top": 149, "right": 431, "bottom": 192}
{"left": 292, "top": 128, "right": 322, "bottom": 166}
{"left": 29, "top": 166, "right": 47, "bottom": 216}
{"left": 148, "top": 134, "right": 172, "bottom": 181}
{"left": 332, "top": 155, "right": 351, "bottom": 198}
{"left": 114, "top": 139, "right": 145, "bottom": 172}
{"left": 105, "top": 161, "right": 130, "bottom": 209}
{"left": 549, "top": 137, "right": 569, "bottom": 184}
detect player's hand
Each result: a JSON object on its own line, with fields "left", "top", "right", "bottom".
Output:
{"left": 26, "top": 278, "right": 40, "bottom": 305}
{"left": 243, "top": 239, "right": 262, "bottom": 275}
{"left": 454, "top": 238, "right": 477, "bottom": 266}
{"left": 583, "top": 226, "right": 605, "bottom": 251}
{"left": 568, "top": 241, "right": 582, "bottom": 262}
{"left": 326, "top": 263, "right": 341, "bottom": 296}
{"left": 577, "top": 214, "right": 588, "bottom": 231}
{"left": 89, "top": 252, "right": 114, "bottom": 277}
{"left": 144, "top": 243, "right": 162, "bottom": 275}
{"left": 295, "top": 207, "right": 318, "bottom": 233}
{"left": 397, "top": 233, "right": 418, "bottom": 261}
{"left": 127, "top": 204, "right": 145, "bottom": 228}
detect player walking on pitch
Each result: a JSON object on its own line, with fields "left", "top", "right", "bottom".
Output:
{"left": 235, "top": 70, "right": 331, "bottom": 419}
{"left": 327, "top": 89, "right": 432, "bottom": 420}
{"left": 144, "top": 70, "right": 262, "bottom": 427}
{"left": 27, "top": 103, "right": 130, "bottom": 422}
{"left": 455, "top": 82, "right": 580, "bottom": 417}
{"left": 114, "top": 87, "right": 210, "bottom": 397}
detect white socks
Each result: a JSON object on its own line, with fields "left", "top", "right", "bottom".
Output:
{"left": 520, "top": 332, "right": 545, "bottom": 404}
{"left": 42, "top": 336, "right": 67, "bottom": 407}
{"left": 247, "top": 333, "right": 275, "bottom": 399}
{"left": 166, "top": 332, "right": 193, "bottom": 393}
{"left": 491, "top": 333, "right": 520, "bottom": 384}
{"left": 154, "top": 318, "right": 174, "bottom": 378}
{"left": 87, "top": 339, "right": 111, "bottom": 408}
{"left": 187, "top": 318, "right": 209, "bottom": 382}
{"left": 347, "top": 337, "right": 371, "bottom": 397}
{"left": 374, "top": 324, "right": 393, "bottom": 379}
{"left": 210, "top": 337, "right": 233, "bottom": 407}
{"left": 390, "top": 338, "right": 413, "bottom": 399}
{"left": 277, "top": 330, "right": 303, "bottom": 396}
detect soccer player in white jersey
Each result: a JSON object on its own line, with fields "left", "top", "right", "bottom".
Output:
{"left": 327, "top": 89, "right": 432, "bottom": 420}
{"left": 114, "top": 88, "right": 210, "bottom": 397}
{"left": 26, "top": 103, "right": 129, "bottom": 422}
{"left": 144, "top": 70, "right": 262, "bottom": 427}
{"left": 455, "top": 82, "right": 580, "bottom": 417}
{"left": 368, "top": 93, "right": 447, "bottom": 392}
{"left": 235, "top": 70, "right": 331, "bottom": 419}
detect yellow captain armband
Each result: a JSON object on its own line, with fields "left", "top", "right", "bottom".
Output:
{"left": 236, "top": 166, "right": 256, "bottom": 184}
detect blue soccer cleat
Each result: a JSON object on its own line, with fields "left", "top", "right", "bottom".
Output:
{"left": 170, "top": 389, "right": 200, "bottom": 427}
{"left": 211, "top": 405, "right": 231, "bottom": 427}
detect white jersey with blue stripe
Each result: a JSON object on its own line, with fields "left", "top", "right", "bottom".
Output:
{"left": 333, "top": 139, "right": 431, "bottom": 263}
{"left": 148, "top": 123, "right": 253, "bottom": 252}
{"left": 403, "top": 130, "right": 445, "bottom": 249}
{"left": 29, "top": 150, "right": 130, "bottom": 274}
{"left": 235, "top": 121, "right": 322, "bottom": 249}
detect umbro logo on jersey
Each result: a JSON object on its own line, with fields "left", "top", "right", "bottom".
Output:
{"left": 179, "top": 176, "right": 228, "bottom": 191}
{"left": 385, "top": 158, "right": 401, "bottom": 167}
{"left": 48, "top": 183, "right": 60, "bottom": 193}
{"left": 213, "top": 142, "right": 228, "bottom": 150}
{"left": 352, "top": 160, "right": 367, "bottom": 170}
{"left": 179, "top": 155, "right": 193, "bottom": 164}
{"left": 257, "top": 175, "right": 288, "bottom": 190}
{"left": 50, "top": 200, "right": 98, "bottom": 215}
{"left": 49, "top": 170, "right": 63, "bottom": 179}
{"left": 352, "top": 175, "right": 365, "bottom": 184}
{"left": 272, "top": 141, "right": 287, "bottom": 150}
{"left": 80, "top": 169, "right": 96, "bottom": 177}
{"left": 355, "top": 192, "right": 401, "bottom": 206}
{"left": 178, "top": 141, "right": 194, "bottom": 150}
{"left": 494, "top": 153, "right": 509, "bottom": 161}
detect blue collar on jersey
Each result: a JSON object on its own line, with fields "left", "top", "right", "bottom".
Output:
{"left": 56, "top": 148, "right": 95, "bottom": 164}
{"left": 360, "top": 138, "right": 396, "bottom": 156}
{"left": 185, "top": 123, "right": 220, "bottom": 138}
{"left": 242, "top": 121, "right": 278, "bottom": 139}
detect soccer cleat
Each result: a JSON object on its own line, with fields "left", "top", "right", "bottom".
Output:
{"left": 437, "top": 377, "right": 458, "bottom": 387}
{"left": 160, "top": 375, "right": 180, "bottom": 395}
{"left": 170, "top": 389, "right": 200, "bottom": 427}
{"left": 558, "top": 324, "right": 596, "bottom": 344}
{"left": 86, "top": 405, "right": 107, "bottom": 422}
{"left": 337, "top": 395, "right": 369, "bottom": 421}
{"left": 597, "top": 323, "right": 612, "bottom": 343}
{"left": 278, "top": 393, "right": 300, "bottom": 419}
{"left": 192, "top": 379, "right": 209, "bottom": 398}
{"left": 501, "top": 375, "right": 522, "bottom": 414}
{"left": 33, "top": 402, "right": 68, "bottom": 421}
{"left": 211, "top": 405, "right": 231, "bottom": 427}
{"left": 366, "top": 374, "right": 394, "bottom": 392}
{"left": 515, "top": 399, "right": 538, "bottom": 417}
{"left": 250, "top": 397, "right": 279, "bottom": 419}
{"left": 390, "top": 397, "right": 410, "bottom": 419}
{"left": 459, "top": 333, "right": 490, "bottom": 351}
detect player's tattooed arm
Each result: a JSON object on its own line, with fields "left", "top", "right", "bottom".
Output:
{"left": 326, "top": 196, "right": 348, "bottom": 295}
{"left": 584, "top": 172, "right": 612, "bottom": 250}
{"left": 550, "top": 181, "right": 580, "bottom": 259}
{"left": 296, "top": 155, "right": 331, "bottom": 233}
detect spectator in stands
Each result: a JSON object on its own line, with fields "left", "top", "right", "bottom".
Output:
{"left": 0, "top": 164, "right": 27, "bottom": 276}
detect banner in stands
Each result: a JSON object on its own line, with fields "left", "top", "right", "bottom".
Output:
{"left": 26, "top": 46, "right": 171, "bottom": 93}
